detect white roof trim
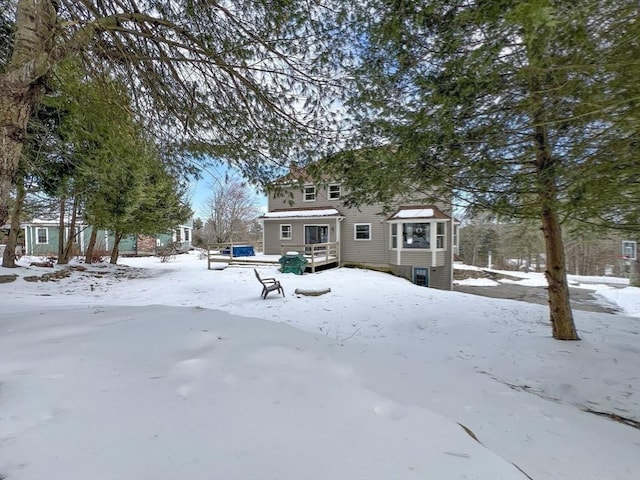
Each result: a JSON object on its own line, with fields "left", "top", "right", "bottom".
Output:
{"left": 262, "top": 208, "right": 341, "bottom": 219}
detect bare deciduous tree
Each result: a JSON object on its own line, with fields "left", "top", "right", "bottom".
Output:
{"left": 203, "top": 177, "right": 260, "bottom": 245}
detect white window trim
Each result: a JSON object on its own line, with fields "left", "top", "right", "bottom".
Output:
{"left": 354, "top": 223, "right": 371, "bottom": 241}
{"left": 402, "top": 222, "right": 431, "bottom": 250}
{"left": 280, "top": 224, "right": 292, "bottom": 240}
{"left": 436, "top": 222, "right": 446, "bottom": 250}
{"left": 36, "top": 227, "right": 48, "bottom": 244}
{"left": 390, "top": 223, "right": 398, "bottom": 249}
{"left": 303, "top": 185, "right": 316, "bottom": 202}
{"left": 388, "top": 221, "right": 448, "bottom": 251}
{"left": 303, "top": 224, "right": 330, "bottom": 244}
{"left": 328, "top": 183, "right": 341, "bottom": 200}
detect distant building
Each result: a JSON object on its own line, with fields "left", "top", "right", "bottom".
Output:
{"left": 13, "top": 218, "right": 193, "bottom": 257}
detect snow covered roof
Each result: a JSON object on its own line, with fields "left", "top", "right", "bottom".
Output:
{"left": 393, "top": 208, "right": 434, "bottom": 219}
{"left": 387, "top": 205, "right": 451, "bottom": 221}
{"left": 261, "top": 208, "right": 343, "bottom": 219}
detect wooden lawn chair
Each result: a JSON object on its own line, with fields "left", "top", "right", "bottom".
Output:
{"left": 254, "top": 268, "right": 285, "bottom": 299}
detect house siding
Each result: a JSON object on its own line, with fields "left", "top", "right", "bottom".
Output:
{"left": 264, "top": 181, "right": 454, "bottom": 291}
{"left": 22, "top": 222, "right": 192, "bottom": 257}
{"left": 429, "top": 266, "right": 451, "bottom": 290}
{"left": 28, "top": 226, "right": 60, "bottom": 256}
{"left": 339, "top": 204, "right": 388, "bottom": 265}
{"left": 397, "top": 250, "right": 434, "bottom": 267}
{"left": 264, "top": 219, "right": 308, "bottom": 254}
{"left": 269, "top": 183, "right": 342, "bottom": 210}
{"left": 263, "top": 221, "right": 282, "bottom": 255}
{"left": 264, "top": 217, "right": 340, "bottom": 255}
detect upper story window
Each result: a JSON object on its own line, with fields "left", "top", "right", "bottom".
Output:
{"left": 403, "top": 223, "right": 430, "bottom": 249}
{"left": 36, "top": 227, "right": 48, "bottom": 244}
{"left": 328, "top": 183, "right": 341, "bottom": 200}
{"left": 303, "top": 185, "right": 316, "bottom": 202}
{"left": 354, "top": 223, "right": 371, "bottom": 241}
{"left": 280, "top": 224, "right": 292, "bottom": 240}
{"left": 622, "top": 240, "right": 637, "bottom": 260}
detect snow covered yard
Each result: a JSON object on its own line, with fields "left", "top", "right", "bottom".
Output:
{"left": 1, "top": 251, "right": 639, "bottom": 479}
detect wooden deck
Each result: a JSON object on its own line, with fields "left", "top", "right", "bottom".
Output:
{"left": 280, "top": 242, "right": 340, "bottom": 273}
{"left": 207, "top": 242, "right": 340, "bottom": 273}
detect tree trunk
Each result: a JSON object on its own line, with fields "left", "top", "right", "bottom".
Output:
{"left": 85, "top": 227, "right": 98, "bottom": 264}
{"left": 0, "top": 87, "right": 32, "bottom": 228}
{"left": 1, "top": 174, "right": 26, "bottom": 267}
{"left": 540, "top": 205, "right": 579, "bottom": 340}
{"left": 59, "top": 196, "right": 80, "bottom": 264}
{"left": 0, "top": 0, "right": 57, "bottom": 226}
{"left": 58, "top": 197, "right": 66, "bottom": 259}
{"left": 525, "top": 22, "right": 580, "bottom": 340}
{"left": 110, "top": 231, "right": 122, "bottom": 264}
{"left": 534, "top": 124, "right": 579, "bottom": 341}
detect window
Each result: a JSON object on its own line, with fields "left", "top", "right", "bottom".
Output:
{"left": 328, "top": 183, "right": 341, "bottom": 200}
{"left": 354, "top": 223, "right": 371, "bottom": 241}
{"left": 184, "top": 228, "right": 190, "bottom": 242}
{"left": 280, "top": 224, "right": 292, "bottom": 240}
{"left": 436, "top": 222, "right": 445, "bottom": 249}
{"left": 391, "top": 223, "right": 398, "bottom": 248}
{"left": 36, "top": 227, "right": 48, "bottom": 244}
{"left": 64, "top": 226, "right": 81, "bottom": 245}
{"left": 175, "top": 229, "right": 182, "bottom": 242}
{"left": 303, "top": 185, "right": 316, "bottom": 202}
{"left": 403, "top": 223, "right": 430, "bottom": 249}
{"left": 453, "top": 224, "right": 459, "bottom": 248}
{"left": 622, "top": 240, "right": 637, "bottom": 260}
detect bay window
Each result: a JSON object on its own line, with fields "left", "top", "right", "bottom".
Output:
{"left": 436, "top": 222, "right": 445, "bottom": 249}
{"left": 403, "top": 223, "right": 430, "bottom": 249}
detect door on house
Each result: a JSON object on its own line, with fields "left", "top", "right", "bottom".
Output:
{"left": 304, "top": 225, "right": 329, "bottom": 254}
{"left": 413, "top": 267, "right": 429, "bottom": 287}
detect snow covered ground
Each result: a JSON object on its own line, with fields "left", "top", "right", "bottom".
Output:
{"left": 1, "top": 251, "right": 639, "bottom": 479}
{"left": 454, "top": 263, "right": 639, "bottom": 317}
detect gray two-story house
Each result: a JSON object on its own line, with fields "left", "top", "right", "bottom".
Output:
{"left": 260, "top": 180, "right": 458, "bottom": 290}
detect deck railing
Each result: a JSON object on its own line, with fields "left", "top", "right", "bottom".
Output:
{"left": 281, "top": 242, "right": 340, "bottom": 273}
{"left": 206, "top": 242, "right": 235, "bottom": 269}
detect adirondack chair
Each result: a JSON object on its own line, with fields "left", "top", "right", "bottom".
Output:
{"left": 254, "top": 269, "right": 285, "bottom": 299}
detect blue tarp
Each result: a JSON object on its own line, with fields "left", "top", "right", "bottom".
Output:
{"left": 222, "top": 245, "right": 255, "bottom": 257}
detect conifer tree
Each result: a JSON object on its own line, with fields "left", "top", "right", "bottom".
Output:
{"left": 337, "top": 0, "right": 639, "bottom": 340}
{"left": 0, "top": 0, "right": 351, "bottom": 226}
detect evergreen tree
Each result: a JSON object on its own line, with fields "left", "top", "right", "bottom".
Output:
{"left": 0, "top": 0, "right": 352, "bottom": 226}
{"left": 335, "top": 0, "right": 639, "bottom": 340}
{"left": 42, "top": 63, "right": 190, "bottom": 264}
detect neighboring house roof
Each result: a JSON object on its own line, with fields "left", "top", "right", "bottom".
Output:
{"left": 261, "top": 207, "right": 344, "bottom": 219}
{"left": 387, "top": 205, "right": 451, "bottom": 221}
{"left": 20, "top": 217, "right": 89, "bottom": 226}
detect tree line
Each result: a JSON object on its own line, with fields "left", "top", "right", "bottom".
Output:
{"left": 459, "top": 215, "right": 637, "bottom": 281}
